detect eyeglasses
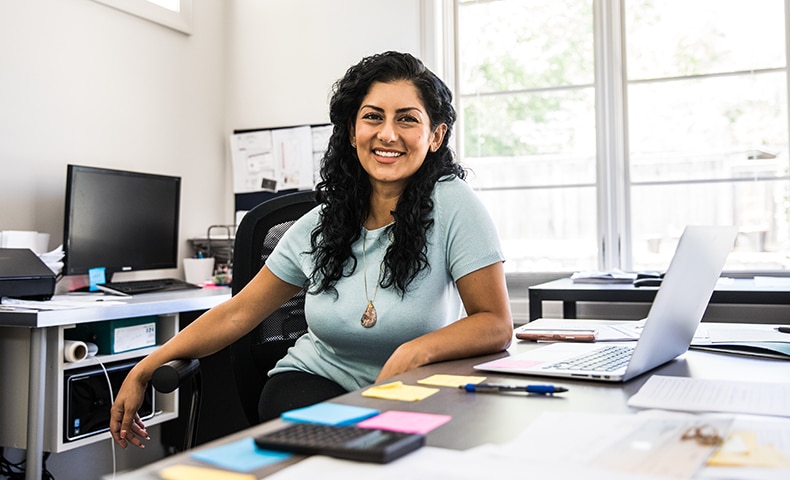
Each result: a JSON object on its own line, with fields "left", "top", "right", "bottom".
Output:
{"left": 681, "top": 424, "right": 723, "bottom": 447}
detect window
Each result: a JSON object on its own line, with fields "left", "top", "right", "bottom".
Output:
{"left": 91, "top": 0, "right": 192, "bottom": 34}
{"left": 455, "top": 0, "right": 790, "bottom": 274}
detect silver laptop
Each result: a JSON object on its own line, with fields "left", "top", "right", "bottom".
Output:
{"left": 475, "top": 225, "right": 738, "bottom": 382}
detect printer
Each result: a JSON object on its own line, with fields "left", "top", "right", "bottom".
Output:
{"left": 0, "top": 248, "right": 56, "bottom": 300}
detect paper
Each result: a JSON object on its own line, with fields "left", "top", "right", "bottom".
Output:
{"left": 264, "top": 443, "right": 663, "bottom": 480}
{"left": 491, "top": 410, "right": 733, "bottom": 478}
{"left": 159, "top": 465, "right": 256, "bottom": 480}
{"left": 570, "top": 270, "right": 637, "bottom": 284}
{"left": 708, "top": 431, "right": 790, "bottom": 468}
{"left": 280, "top": 402, "right": 379, "bottom": 426}
{"left": 230, "top": 125, "right": 329, "bottom": 193}
{"left": 700, "top": 415, "right": 790, "bottom": 478}
{"left": 693, "top": 324, "right": 790, "bottom": 343}
{"left": 189, "top": 437, "right": 291, "bottom": 472}
{"left": 627, "top": 375, "right": 790, "bottom": 417}
{"left": 417, "top": 374, "right": 486, "bottom": 388}
{"left": 357, "top": 411, "right": 452, "bottom": 434}
{"left": 0, "top": 295, "right": 126, "bottom": 311}
{"left": 361, "top": 381, "right": 439, "bottom": 402}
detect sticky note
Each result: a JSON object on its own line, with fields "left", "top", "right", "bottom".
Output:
{"left": 88, "top": 267, "right": 106, "bottom": 292}
{"left": 281, "top": 402, "right": 379, "bottom": 426}
{"left": 418, "top": 374, "right": 487, "bottom": 388}
{"left": 159, "top": 465, "right": 256, "bottom": 480}
{"left": 190, "top": 437, "right": 290, "bottom": 472}
{"left": 361, "top": 381, "right": 439, "bottom": 402}
{"left": 357, "top": 410, "right": 452, "bottom": 434}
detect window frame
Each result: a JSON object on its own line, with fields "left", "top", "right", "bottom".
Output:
{"left": 90, "top": 0, "right": 192, "bottom": 35}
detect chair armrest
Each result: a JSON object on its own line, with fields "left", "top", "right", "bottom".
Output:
{"left": 150, "top": 359, "right": 201, "bottom": 393}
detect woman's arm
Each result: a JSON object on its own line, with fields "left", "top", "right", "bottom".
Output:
{"left": 110, "top": 266, "right": 302, "bottom": 448}
{"left": 376, "top": 261, "right": 512, "bottom": 382}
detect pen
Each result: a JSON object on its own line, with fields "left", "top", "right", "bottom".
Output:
{"left": 460, "top": 383, "right": 568, "bottom": 395}
{"left": 777, "top": 326, "right": 790, "bottom": 334}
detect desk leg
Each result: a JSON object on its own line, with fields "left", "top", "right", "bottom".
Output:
{"left": 25, "top": 328, "right": 46, "bottom": 480}
{"left": 562, "top": 301, "right": 577, "bottom": 319}
{"left": 528, "top": 291, "right": 542, "bottom": 321}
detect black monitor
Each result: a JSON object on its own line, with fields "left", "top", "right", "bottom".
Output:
{"left": 63, "top": 164, "right": 181, "bottom": 281}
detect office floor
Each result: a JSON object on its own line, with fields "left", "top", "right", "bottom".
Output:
{"left": 2, "top": 427, "right": 166, "bottom": 480}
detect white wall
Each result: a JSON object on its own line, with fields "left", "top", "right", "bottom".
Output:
{"left": 225, "top": 0, "right": 422, "bottom": 129}
{"left": 0, "top": 0, "right": 228, "bottom": 287}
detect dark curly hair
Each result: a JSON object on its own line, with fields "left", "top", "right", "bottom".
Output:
{"left": 308, "top": 51, "right": 465, "bottom": 297}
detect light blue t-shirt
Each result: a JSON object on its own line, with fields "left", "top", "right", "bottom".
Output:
{"left": 265, "top": 176, "right": 504, "bottom": 391}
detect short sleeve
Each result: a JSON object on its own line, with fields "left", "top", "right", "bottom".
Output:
{"left": 433, "top": 177, "right": 505, "bottom": 280}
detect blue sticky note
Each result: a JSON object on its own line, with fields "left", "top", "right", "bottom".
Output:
{"left": 281, "top": 402, "right": 380, "bottom": 426}
{"left": 190, "top": 437, "right": 290, "bottom": 472}
{"left": 88, "top": 267, "right": 106, "bottom": 292}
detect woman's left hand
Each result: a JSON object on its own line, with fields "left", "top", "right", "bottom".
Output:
{"left": 376, "top": 342, "right": 429, "bottom": 382}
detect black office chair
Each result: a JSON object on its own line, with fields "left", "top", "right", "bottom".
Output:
{"left": 151, "top": 190, "right": 318, "bottom": 447}
{"left": 228, "top": 190, "right": 318, "bottom": 426}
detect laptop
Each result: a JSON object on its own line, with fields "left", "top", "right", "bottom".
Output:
{"left": 475, "top": 225, "right": 738, "bottom": 382}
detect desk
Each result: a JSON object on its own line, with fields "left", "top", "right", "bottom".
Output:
{"left": 528, "top": 277, "right": 790, "bottom": 321}
{"left": 0, "top": 287, "right": 231, "bottom": 480}
{"left": 111, "top": 323, "right": 789, "bottom": 479}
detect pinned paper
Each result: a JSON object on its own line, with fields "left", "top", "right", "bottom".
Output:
{"left": 357, "top": 410, "right": 451, "bottom": 434}
{"left": 159, "top": 465, "right": 256, "bottom": 480}
{"left": 417, "top": 374, "right": 487, "bottom": 388}
{"left": 361, "top": 381, "right": 439, "bottom": 402}
{"left": 190, "top": 437, "right": 290, "bottom": 472}
{"left": 281, "top": 402, "right": 379, "bottom": 426}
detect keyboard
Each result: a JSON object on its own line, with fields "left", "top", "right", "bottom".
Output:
{"left": 545, "top": 345, "right": 634, "bottom": 372}
{"left": 253, "top": 423, "right": 425, "bottom": 463}
{"left": 96, "top": 278, "right": 201, "bottom": 296}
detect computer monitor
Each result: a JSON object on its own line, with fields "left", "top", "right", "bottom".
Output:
{"left": 63, "top": 164, "right": 181, "bottom": 281}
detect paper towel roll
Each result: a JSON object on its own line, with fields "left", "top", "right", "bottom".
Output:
{"left": 64, "top": 340, "right": 89, "bottom": 363}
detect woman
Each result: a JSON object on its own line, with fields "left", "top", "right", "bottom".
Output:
{"left": 110, "top": 51, "right": 512, "bottom": 449}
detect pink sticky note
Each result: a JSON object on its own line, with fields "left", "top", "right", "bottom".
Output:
{"left": 357, "top": 410, "right": 451, "bottom": 434}
{"left": 486, "top": 358, "right": 543, "bottom": 369}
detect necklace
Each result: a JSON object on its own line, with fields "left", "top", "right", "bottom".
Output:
{"left": 360, "top": 232, "right": 385, "bottom": 328}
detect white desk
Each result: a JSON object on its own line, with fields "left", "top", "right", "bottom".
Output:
{"left": 0, "top": 287, "right": 231, "bottom": 480}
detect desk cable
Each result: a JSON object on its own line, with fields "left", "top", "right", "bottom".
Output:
{"left": 95, "top": 357, "right": 117, "bottom": 480}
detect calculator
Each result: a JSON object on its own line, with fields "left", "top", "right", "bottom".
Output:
{"left": 253, "top": 423, "right": 425, "bottom": 463}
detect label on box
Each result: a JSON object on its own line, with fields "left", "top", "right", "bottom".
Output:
{"left": 114, "top": 322, "right": 156, "bottom": 353}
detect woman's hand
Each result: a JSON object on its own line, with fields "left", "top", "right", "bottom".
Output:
{"left": 376, "top": 342, "right": 429, "bottom": 382}
{"left": 110, "top": 374, "right": 150, "bottom": 449}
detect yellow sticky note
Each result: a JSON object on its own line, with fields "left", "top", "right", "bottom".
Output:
{"left": 417, "top": 374, "right": 487, "bottom": 388}
{"left": 362, "top": 381, "right": 439, "bottom": 401}
{"left": 159, "top": 465, "right": 256, "bottom": 480}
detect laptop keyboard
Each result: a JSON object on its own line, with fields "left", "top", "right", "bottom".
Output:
{"left": 545, "top": 345, "right": 634, "bottom": 372}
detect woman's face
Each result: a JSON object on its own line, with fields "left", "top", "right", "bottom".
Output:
{"left": 351, "top": 80, "right": 446, "bottom": 192}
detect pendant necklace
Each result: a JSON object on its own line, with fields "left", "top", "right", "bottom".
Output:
{"left": 360, "top": 232, "right": 385, "bottom": 328}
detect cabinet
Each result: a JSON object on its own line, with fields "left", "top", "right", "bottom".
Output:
{"left": 0, "top": 287, "right": 231, "bottom": 480}
{"left": 0, "top": 314, "right": 179, "bottom": 452}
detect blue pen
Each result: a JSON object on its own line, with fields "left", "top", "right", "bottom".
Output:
{"left": 460, "top": 383, "right": 568, "bottom": 395}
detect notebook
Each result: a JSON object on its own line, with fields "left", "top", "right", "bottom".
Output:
{"left": 475, "top": 225, "right": 738, "bottom": 382}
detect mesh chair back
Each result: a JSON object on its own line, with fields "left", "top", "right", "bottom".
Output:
{"left": 229, "top": 190, "right": 317, "bottom": 425}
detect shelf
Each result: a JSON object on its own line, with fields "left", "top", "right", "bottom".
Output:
{"left": 0, "top": 313, "right": 181, "bottom": 453}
